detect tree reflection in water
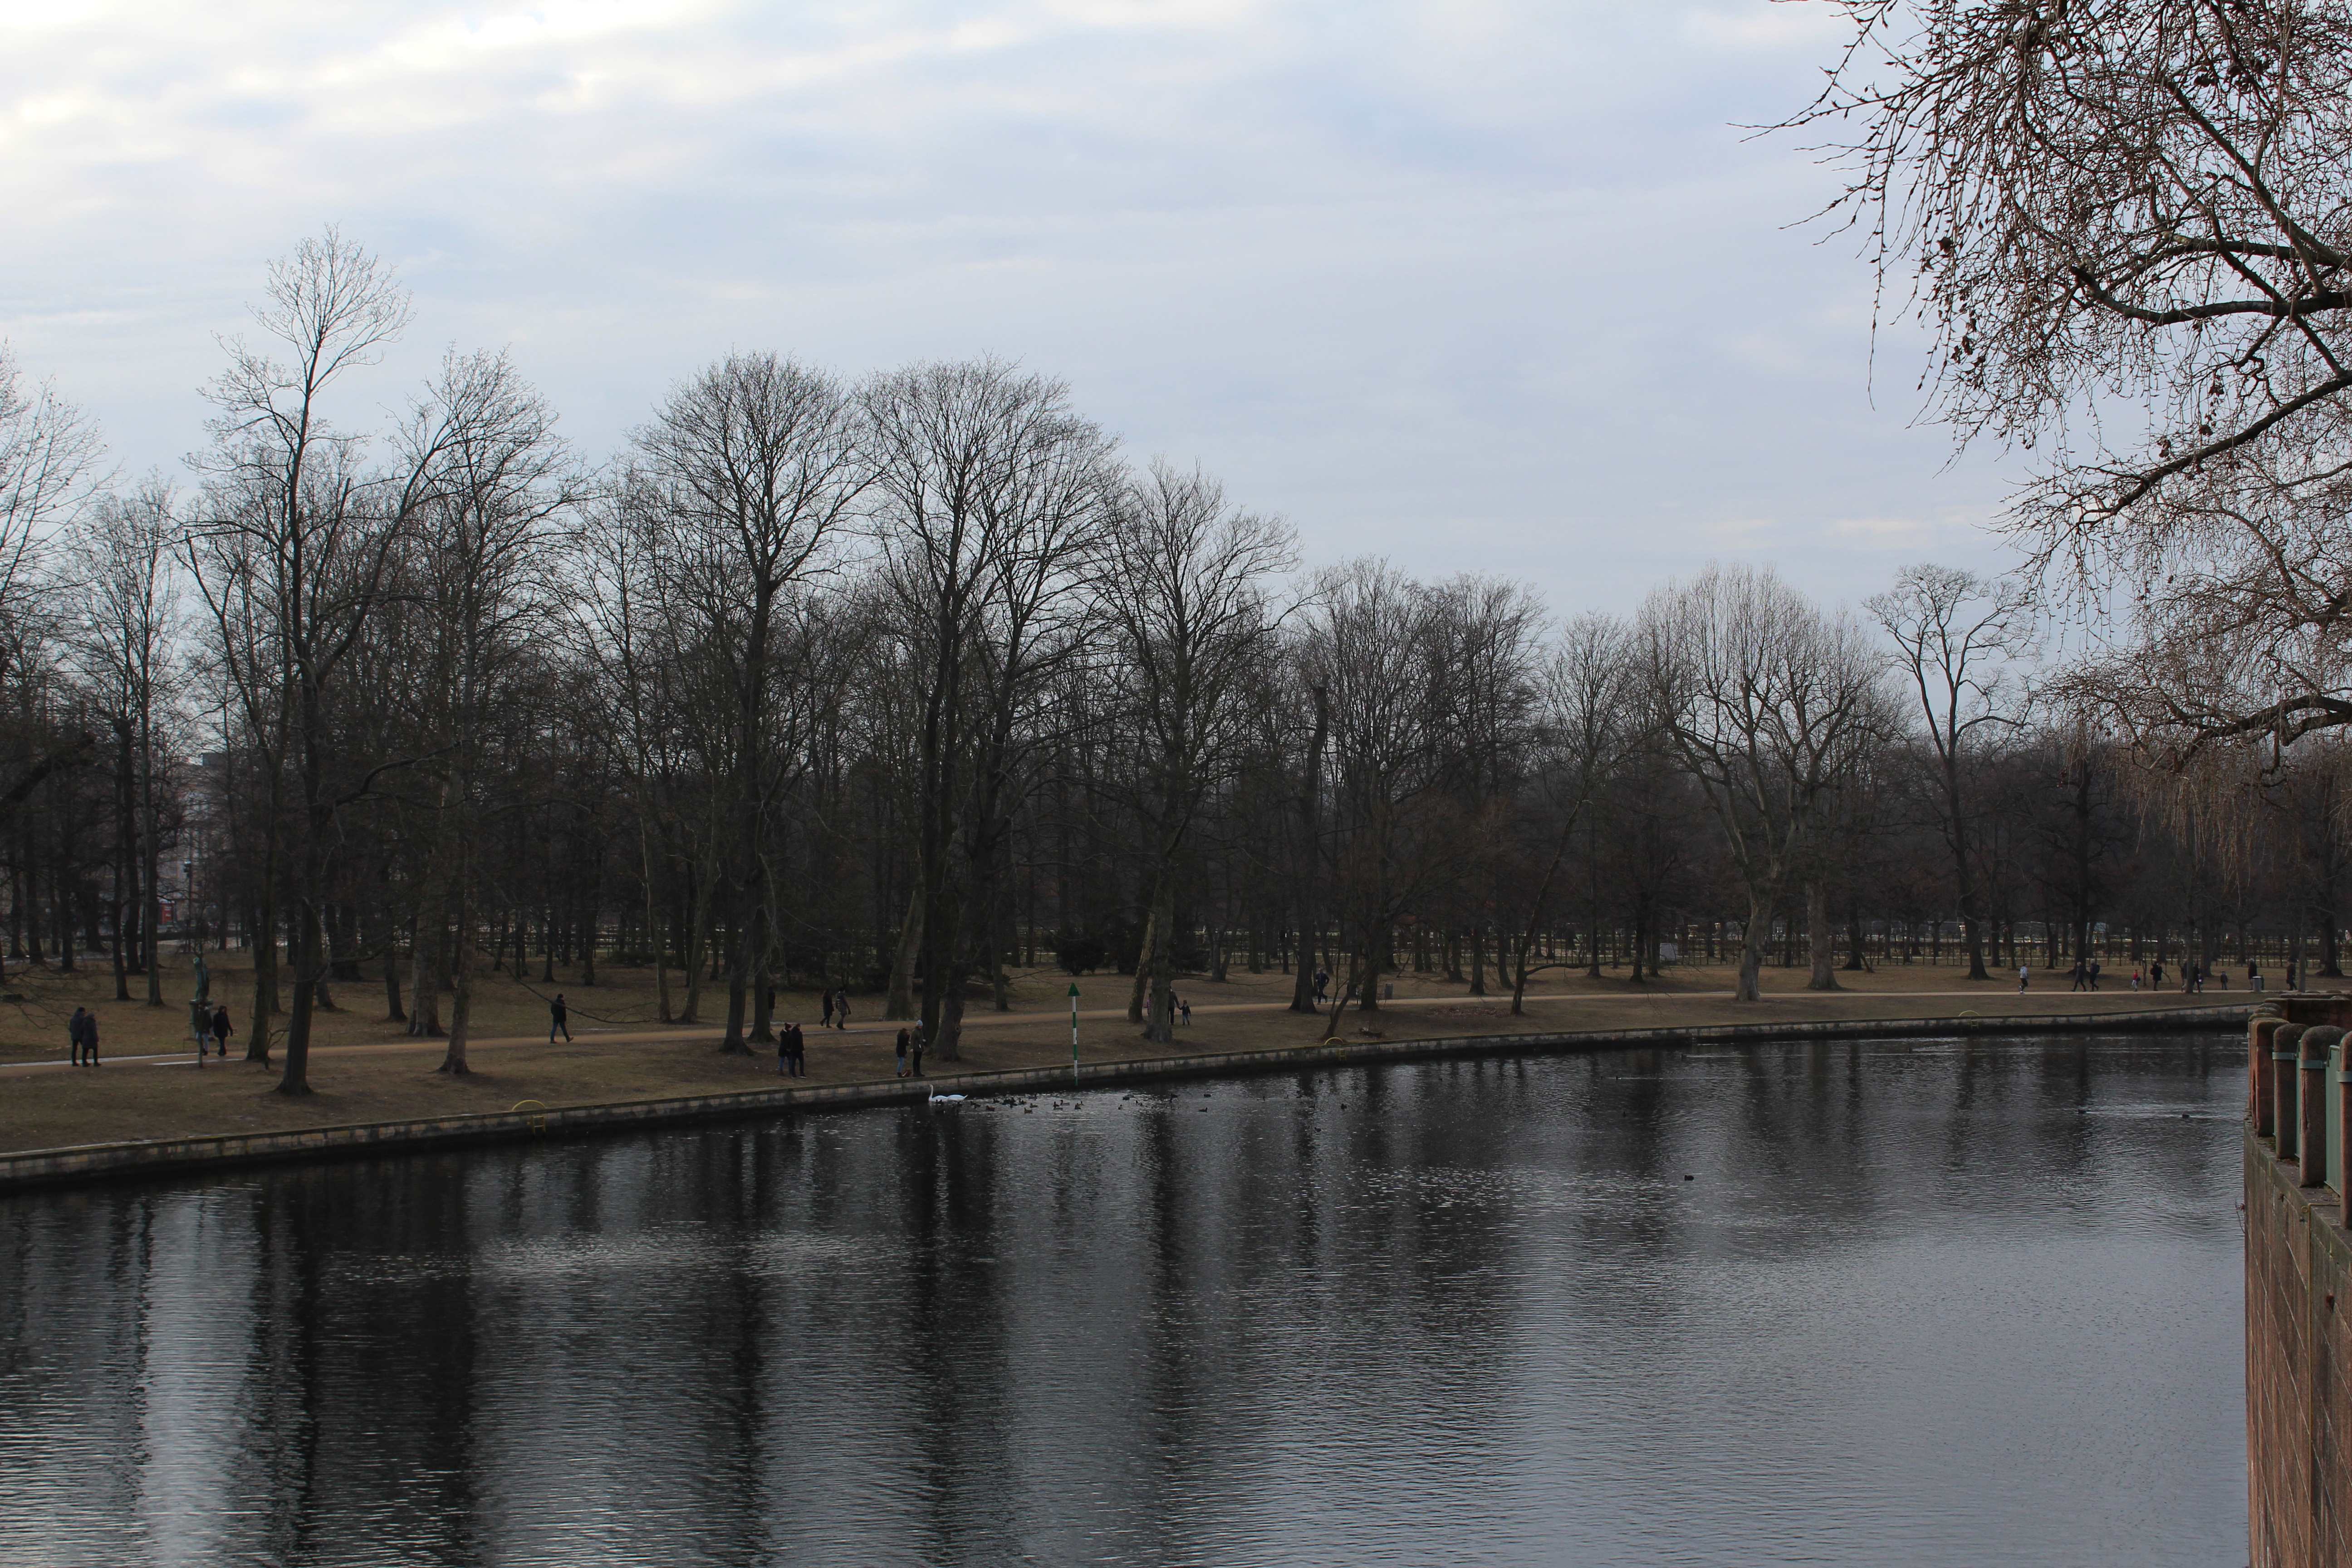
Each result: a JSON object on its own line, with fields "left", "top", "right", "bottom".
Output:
{"left": 0, "top": 1034, "right": 2242, "bottom": 1566}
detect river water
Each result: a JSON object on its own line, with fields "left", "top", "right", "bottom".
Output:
{"left": 0, "top": 1033, "right": 2244, "bottom": 1567}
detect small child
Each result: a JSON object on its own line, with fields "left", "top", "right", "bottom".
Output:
{"left": 1178, "top": 996, "right": 1192, "bottom": 1027}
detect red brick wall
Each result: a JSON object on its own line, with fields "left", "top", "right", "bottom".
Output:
{"left": 2246, "top": 995, "right": 2352, "bottom": 1566}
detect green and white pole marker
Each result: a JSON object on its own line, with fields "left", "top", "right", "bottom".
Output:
{"left": 1069, "top": 982, "right": 1081, "bottom": 1088}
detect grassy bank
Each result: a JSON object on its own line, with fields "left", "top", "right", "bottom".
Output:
{"left": 0, "top": 947, "right": 2246, "bottom": 1161}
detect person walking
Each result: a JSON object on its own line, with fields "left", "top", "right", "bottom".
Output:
{"left": 2088, "top": 959, "right": 2102, "bottom": 990}
{"left": 786, "top": 1021, "right": 806, "bottom": 1078}
{"left": 67, "top": 1006, "right": 90, "bottom": 1067}
{"left": 211, "top": 1004, "right": 234, "bottom": 1060}
{"left": 2069, "top": 959, "right": 2087, "bottom": 992}
{"left": 894, "top": 1028, "right": 910, "bottom": 1078}
{"left": 833, "top": 988, "right": 851, "bottom": 1030}
{"left": 820, "top": 990, "right": 836, "bottom": 1030}
{"left": 549, "top": 994, "right": 572, "bottom": 1043}
{"left": 2151, "top": 960, "right": 2166, "bottom": 988}
{"left": 2017, "top": 963, "right": 2029, "bottom": 994}
{"left": 2131, "top": 967, "right": 2143, "bottom": 991}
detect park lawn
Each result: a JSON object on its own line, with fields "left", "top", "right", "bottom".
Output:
{"left": 0, "top": 944, "right": 2207, "bottom": 1066}
{"left": 0, "top": 947, "right": 2231, "bottom": 1158}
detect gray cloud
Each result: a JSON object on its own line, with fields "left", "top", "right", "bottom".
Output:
{"left": 0, "top": 0, "right": 2021, "bottom": 614}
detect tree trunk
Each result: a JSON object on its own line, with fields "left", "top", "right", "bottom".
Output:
{"left": 407, "top": 910, "right": 445, "bottom": 1037}
{"left": 1288, "top": 685, "right": 1330, "bottom": 1014}
{"left": 439, "top": 896, "right": 475, "bottom": 1075}
{"left": 383, "top": 926, "right": 406, "bottom": 1022}
{"left": 721, "top": 911, "right": 753, "bottom": 1055}
{"left": 1129, "top": 902, "right": 1158, "bottom": 1024}
{"left": 109, "top": 717, "right": 133, "bottom": 1001}
{"left": 140, "top": 721, "right": 162, "bottom": 1006}
{"left": 1735, "top": 895, "right": 1769, "bottom": 1002}
{"left": 1144, "top": 873, "right": 1176, "bottom": 1045}
{"left": 641, "top": 819, "right": 671, "bottom": 1024}
{"left": 1806, "top": 880, "right": 1840, "bottom": 990}
{"left": 885, "top": 882, "right": 921, "bottom": 1020}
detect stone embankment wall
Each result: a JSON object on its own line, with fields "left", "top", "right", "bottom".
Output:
{"left": 2245, "top": 995, "right": 2352, "bottom": 1568}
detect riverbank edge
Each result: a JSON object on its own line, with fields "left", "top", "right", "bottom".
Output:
{"left": 0, "top": 1003, "right": 2248, "bottom": 1194}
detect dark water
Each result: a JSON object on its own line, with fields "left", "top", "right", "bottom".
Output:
{"left": 0, "top": 1034, "right": 2245, "bottom": 1567}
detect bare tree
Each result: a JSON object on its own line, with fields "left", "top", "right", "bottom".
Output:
{"left": 866, "top": 360, "right": 1117, "bottom": 1057}
{"left": 1302, "top": 560, "right": 1445, "bottom": 1032}
{"left": 1642, "top": 565, "right": 1886, "bottom": 1002}
{"left": 1504, "top": 613, "right": 1637, "bottom": 1014}
{"left": 0, "top": 345, "right": 106, "bottom": 806}
{"left": 634, "top": 353, "right": 864, "bottom": 1054}
{"left": 78, "top": 479, "right": 182, "bottom": 1007}
{"left": 1426, "top": 577, "right": 1545, "bottom": 997}
{"left": 1867, "top": 564, "right": 2034, "bottom": 981}
{"left": 188, "top": 230, "right": 480, "bottom": 1094}
{"left": 1104, "top": 461, "right": 1294, "bottom": 1043}
{"left": 405, "top": 353, "right": 571, "bottom": 1075}
{"left": 1791, "top": 0, "right": 2352, "bottom": 750}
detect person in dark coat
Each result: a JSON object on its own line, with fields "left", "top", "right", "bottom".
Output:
{"left": 549, "top": 994, "right": 572, "bottom": 1043}
{"left": 211, "top": 1004, "right": 234, "bottom": 1059}
{"left": 786, "top": 1021, "right": 806, "bottom": 1077}
{"left": 68, "top": 1007, "right": 90, "bottom": 1066}
{"left": 894, "top": 1029, "right": 910, "bottom": 1077}
{"left": 820, "top": 990, "right": 836, "bottom": 1030}
{"left": 911, "top": 1024, "right": 926, "bottom": 1078}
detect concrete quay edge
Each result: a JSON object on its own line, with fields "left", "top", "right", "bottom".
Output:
{"left": 0, "top": 1002, "right": 2248, "bottom": 1196}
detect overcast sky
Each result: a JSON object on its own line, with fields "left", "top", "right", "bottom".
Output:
{"left": 1, "top": 0, "right": 2022, "bottom": 617}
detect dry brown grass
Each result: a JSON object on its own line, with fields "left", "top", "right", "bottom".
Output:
{"left": 0, "top": 945, "right": 2232, "bottom": 1157}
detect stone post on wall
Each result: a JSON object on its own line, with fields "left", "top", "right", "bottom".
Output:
{"left": 2298, "top": 1026, "right": 2339, "bottom": 1189}
{"left": 2273, "top": 1022, "right": 2309, "bottom": 1162}
{"left": 2251, "top": 1012, "right": 2283, "bottom": 1137}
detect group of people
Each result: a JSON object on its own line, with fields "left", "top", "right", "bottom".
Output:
{"left": 65, "top": 1007, "right": 100, "bottom": 1066}
{"left": 2020, "top": 956, "right": 2263, "bottom": 995}
{"left": 61, "top": 1003, "right": 236, "bottom": 1067}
